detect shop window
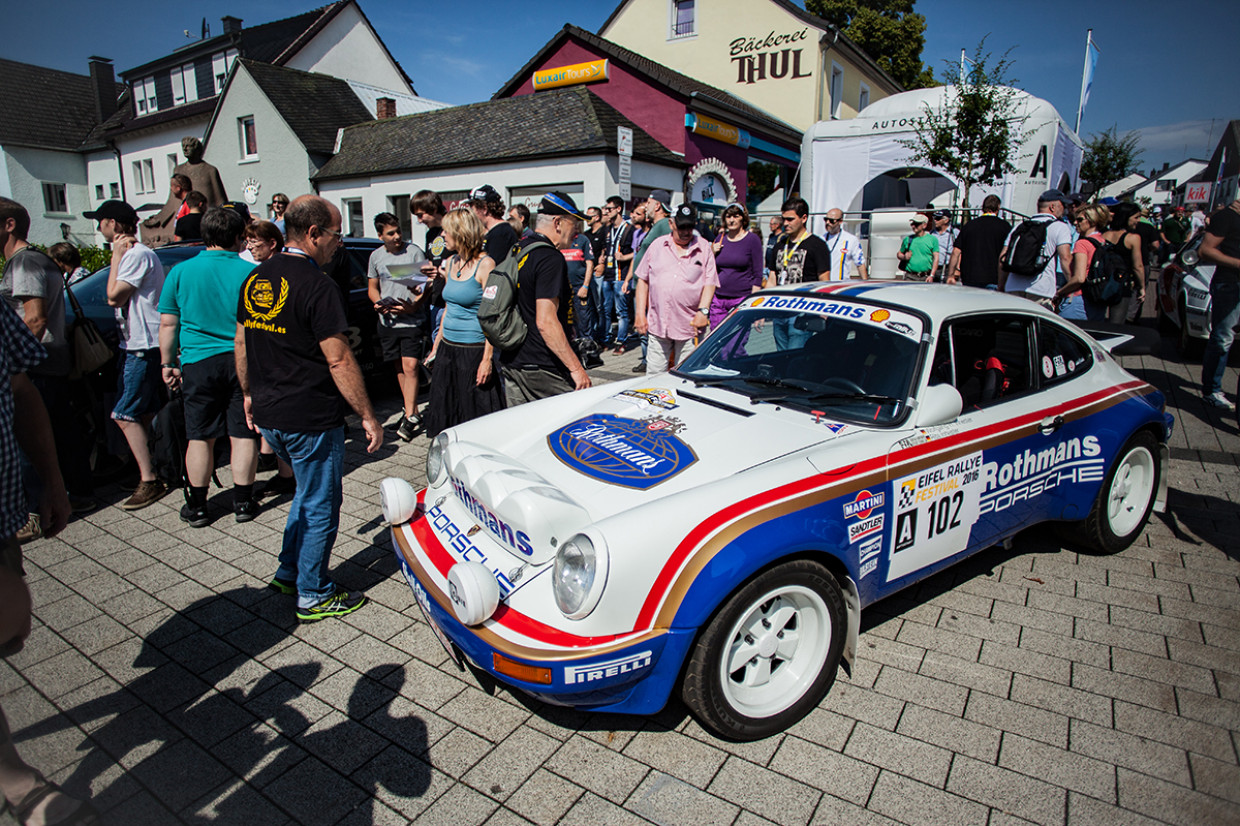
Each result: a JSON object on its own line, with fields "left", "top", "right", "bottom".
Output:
{"left": 671, "top": 0, "right": 695, "bottom": 38}
{"left": 41, "top": 182, "right": 68, "bottom": 215}
{"left": 239, "top": 116, "right": 258, "bottom": 161}
{"left": 830, "top": 63, "right": 844, "bottom": 119}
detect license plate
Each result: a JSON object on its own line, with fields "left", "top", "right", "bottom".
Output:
{"left": 404, "top": 566, "right": 461, "bottom": 666}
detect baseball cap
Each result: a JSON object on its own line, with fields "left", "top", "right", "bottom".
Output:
{"left": 468, "top": 184, "right": 502, "bottom": 204}
{"left": 1038, "top": 188, "right": 1072, "bottom": 205}
{"left": 219, "top": 201, "right": 251, "bottom": 222}
{"left": 83, "top": 199, "right": 138, "bottom": 224}
{"left": 932, "top": 209, "right": 950, "bottom": 220}
{"left": 909, "top": 213, "right": 928, "bottom": 225}
{"left": 673, "top": 203, "right": 697, "bottom": 229}
{"left": 1067, "top": 192, "right": 1086, "bottom": 205}
{"left": 537, "top": 191, "right": 585, "bottom": 220}
{"left": 647, "top": 189, "right": 672, "bottom": 211}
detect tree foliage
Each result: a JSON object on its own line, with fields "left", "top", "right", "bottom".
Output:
{"left": 806, "top": 0, "right": 936, "bottom": 89}
{"left": 899, "top": 40, "right": 1031, "bottom": 212}
{"left": 1080, "top": 127, "right": 1144, "bottom": 191}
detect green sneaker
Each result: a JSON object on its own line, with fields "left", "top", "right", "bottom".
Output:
{"left": 267, "top": 576, "right": 296, "bottom": 595}
{"left": 296, "top": 591, "right": 367, "bottom": 623}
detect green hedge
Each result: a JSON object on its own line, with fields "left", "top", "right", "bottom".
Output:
{"left": 0, "top": 244, "right": 110, "bottom": 274}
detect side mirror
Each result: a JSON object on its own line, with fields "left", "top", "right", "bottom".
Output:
{"left": 915, "top": 383, "right": 963, "bottom": 427}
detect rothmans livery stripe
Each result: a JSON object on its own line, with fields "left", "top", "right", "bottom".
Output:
{"left": 406, "top": 379, "right": 1155, "bottom": 652}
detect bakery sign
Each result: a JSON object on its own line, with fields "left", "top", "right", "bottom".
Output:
{"left": 730, "top": 29, "right": 813, "bottom": 85}
{"left": 534, "top": 59, "right": 609, "bottom": 91}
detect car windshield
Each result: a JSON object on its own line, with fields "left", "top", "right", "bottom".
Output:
{"left": 675, "top": 294, "right": 925, "bottom": 426}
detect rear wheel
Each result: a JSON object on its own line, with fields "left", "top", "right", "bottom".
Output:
{"left": 682, "top": 559, "right": 845, "bottom": 741}
{"left": 1082, "top": 431, "right": 1161, "bottom": 554}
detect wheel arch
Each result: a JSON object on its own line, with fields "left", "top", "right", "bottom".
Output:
{"left": 1130, "top": 421, "right": 1170, "bottom": 515}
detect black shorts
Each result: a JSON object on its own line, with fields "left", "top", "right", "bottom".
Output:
{"left": 379, "top": 325, "right": 428, "bottom": 362}
{"left": 182, "top": 352, "right": 257, "bottom": 441}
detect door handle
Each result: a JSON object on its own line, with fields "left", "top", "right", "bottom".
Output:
{"left": 1039, "top": 415, "right": 1064, "bottom": 435}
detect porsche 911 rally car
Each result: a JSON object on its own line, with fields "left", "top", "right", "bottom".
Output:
{"left": 381, "top": 282, "right": 1173, "bottom": 740}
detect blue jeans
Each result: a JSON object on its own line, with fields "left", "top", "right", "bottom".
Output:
{"left": 599, "top": 279, "right": 629, "bottom": 346}
{"left": 1202, "top": 280, "right": 1240, "bottom": 396}
{"left": 772, "top": 317, "right": 811, "bottom": 352}
{"left": 1057, "top": 294, "right": 1108, "bottom": 322}
{"left": 259, "top": 426, "right": 345, "bottom": 608}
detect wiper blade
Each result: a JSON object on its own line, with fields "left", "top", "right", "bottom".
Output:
{"left": 805, "top": 392, "right": 905, "bottom": 405}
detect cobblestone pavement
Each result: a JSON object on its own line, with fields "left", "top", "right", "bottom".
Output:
{"left": 2, "top": 329, "right": 1238, "bottom": 826}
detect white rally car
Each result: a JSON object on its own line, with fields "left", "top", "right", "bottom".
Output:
{"left": 382, "top": 283, "right": 1173, "bottom": 740}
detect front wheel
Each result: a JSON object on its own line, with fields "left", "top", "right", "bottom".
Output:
{"left": 682, "top": 559, "right": 846, "bottom": 741}
{"left": 1081, "top": 431, "right": 1161, "bottom": 554}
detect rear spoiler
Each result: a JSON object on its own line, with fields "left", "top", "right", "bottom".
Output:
{"left": 1072, "top": 321, "right": 1160, "bottom": 356}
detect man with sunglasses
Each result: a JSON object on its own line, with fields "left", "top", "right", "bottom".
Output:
{"left": 823, "top": 208, "right": 868, "bottom": 280}
{"left": 499, "top": 192, "right": 593, "bottom": 405}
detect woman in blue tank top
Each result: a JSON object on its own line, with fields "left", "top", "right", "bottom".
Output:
{"left": 424, "top": 208, "right": 506, "bottom": 437}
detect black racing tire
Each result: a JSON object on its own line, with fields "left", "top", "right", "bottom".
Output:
{"left": 681, "top": 559, "right": 846, "bottom": 741}
{"left": 1081, "top": 430, "right": 1161, "bottom": 554}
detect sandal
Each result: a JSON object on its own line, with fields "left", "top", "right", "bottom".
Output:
{"left": 8, "top": 783, "right": 99, "bottom": 826}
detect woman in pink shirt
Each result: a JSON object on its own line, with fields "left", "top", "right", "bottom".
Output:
{"left": 633, "top": 204, "right": 718, "bottom": 374}
{"left": 1054, "top": 203, "right": 1111, "bottom": 321}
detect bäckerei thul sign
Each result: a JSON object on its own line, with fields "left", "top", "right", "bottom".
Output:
{"left": 534, "top": 60, "right": 609, "bottom": 91}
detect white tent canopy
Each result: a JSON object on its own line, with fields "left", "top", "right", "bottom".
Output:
{"left": 803, "top": 85, "right": 1083, "bottom": 232}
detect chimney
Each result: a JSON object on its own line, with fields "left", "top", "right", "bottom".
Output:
{"left": 88, "top": 56, "right": 117, "bottom": 123}
{"left": 376, "top": 97, "right": 396, "bottom": 119}
{"left": 221, "top": 16, "right": 242, "bottom": 35}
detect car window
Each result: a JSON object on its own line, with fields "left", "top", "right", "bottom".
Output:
{"left": 1036, "top": 320, "right": 1092, "bottom": 388}
{"left": 937, "top": 314, "right": 1034, "bottom": 409}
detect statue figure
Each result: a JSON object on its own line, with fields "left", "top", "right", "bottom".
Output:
{"left": 140, "top": 137, "right": 229, "bottom": 245}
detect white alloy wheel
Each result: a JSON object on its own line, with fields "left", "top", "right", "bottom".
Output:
{"left": 1106, "top": 444, "right": 1156, "bottom": 537}
{"left": 717, "top": 584, "right": 833, "bottom": 719}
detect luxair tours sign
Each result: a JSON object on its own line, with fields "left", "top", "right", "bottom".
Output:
{"left": 534, "top": 60, "right": 609, "bottom": 92}
{"left": 730, "top": 28, "right": 812, "bottom": 85}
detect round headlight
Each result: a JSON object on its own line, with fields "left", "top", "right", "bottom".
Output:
{"left": 426, "top": 433, "right": 448, "bottom": 487}
{"left": 379, "top": 477, "right": 418, "bottom": 526}
{"left": 553, "top": 533, "right": 607, "bottom": 619}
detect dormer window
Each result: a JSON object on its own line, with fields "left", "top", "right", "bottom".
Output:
{"left": 671, "top": 0, "right": 695, "bottom": 38}
{"left": 134, "top": 77, "right": 157, "bottom": 115}
{"left": 171, "top": 63, "right": 198, "bottom": 106}
{"left": 212, "top": 49, "right": 239, "bottom": 94}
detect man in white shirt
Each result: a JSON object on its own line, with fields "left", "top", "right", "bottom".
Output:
{"left": 823, "top": 208, "right": 868, "bottom": 280}
{"left": 931, "top": 210, "right": 957, "bottom": 281}
{"left": 87, "top": 200, "right": 169, "bottom": 510}
{"left": 998, "top": 190, "right": 1073, "bottom": 307}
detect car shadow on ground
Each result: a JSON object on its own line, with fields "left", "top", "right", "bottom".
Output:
{"left": 1156, "top": 489, "right": 1240, "bottom": 563}
{"left": 15, "top": 587, "right": 433, "bottom": 823}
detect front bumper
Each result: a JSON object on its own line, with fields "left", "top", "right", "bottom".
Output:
{"left": 391, "top": 503, "right": 692, "bottom": 715}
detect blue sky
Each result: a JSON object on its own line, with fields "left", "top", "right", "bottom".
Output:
{"left": 7, "top": 0, "right": 1237, "bottom": 173}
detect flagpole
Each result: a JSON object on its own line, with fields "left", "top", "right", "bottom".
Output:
{"left": 960, "top": 49, "right": 966, "bottom": 82}
{"left": 1075, "top": 29, "right": 1093, "bottom": 134}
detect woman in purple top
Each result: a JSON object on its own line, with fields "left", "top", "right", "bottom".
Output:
{"left": 709, "top": 203, "right": 765, "bottom": 330}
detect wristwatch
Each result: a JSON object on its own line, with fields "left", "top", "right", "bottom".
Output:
{"left": 161, "top": 363, "right": 179, "bottom": 369}
{"left": 697, "top": 307, "right": 709, "bottom": 314}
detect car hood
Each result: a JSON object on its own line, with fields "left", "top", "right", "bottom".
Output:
{"left": 440, "top": 375, "right": 863, "bottom": 564}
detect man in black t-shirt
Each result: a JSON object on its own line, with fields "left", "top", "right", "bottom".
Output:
{"left": 235, "top": 195, "right": 382, "bottom": 624}
{"left": 948, "top": 194, "right": 1011, "bottom": 288}
{"left": 173, "top": 191, "right": 206, "bottom": 242}
{"left": 500, "top": 192, "right": 592, "bottom": 405}
{"left": 1199, "top": 196, "right": 1240, "bottom": 412}
{"left": 469, "top": 184, "right": 519, "bottom": 265}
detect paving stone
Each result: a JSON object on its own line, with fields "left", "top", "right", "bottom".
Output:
{"left": 895, "top": 703, "right": 1001, "bottom": 763}
{"left": 351, "top": 744, "right": 452, "bottom": 821}
{"left": 991, "top": 601, "right": 1074, "bottom": 636}
{"left": 842, "top": 721, "right": 952, "bottom": 788}
{"left": 965, "top": 693, "right": 1068, "bottom": 749}
{"left": 918, "top": 650, "right": 1012, "bottom": 697}
{"left": 681, "top": 717, "right": 786, "bottom": 764}
{"left": 947, "top": 754, "right": 1066, "bottom": 826}
{"left": 406, "top": 780, "right": 498, "bottom": 826}
{"left": 627, "top": 772, "right": 739, "bottom": 826}
{"left": 1112, "top": 646, "right": 1218, "bottom": 695}
{"left": 1073, "top": 616, "right": 1169, "bottom": 657}
{"left": 621, "top": 725, "right": 728, "bottom": 787}
{"left": 895, "top": 619, "right": 982, "bottom": 661}
{"left": 1071, "top": 662, "right": 1178, "bottom": 714}
{"left": 19, "top": 648, "right": 105, "bottom": 701}
{"left": 999, "top": 732, "right": 1117, "bottom": 801}
{"left": 1010, "top": 673, "right": 1113, "bottom": 727}
{"left": 1174, "top": 686, "right": 1240, "bottom": 730}
{"left": 1025, "top": 589, "right": 1109, "bottom": 623}
{"left": 769, "top": 734, "right": 879, "bottom": 805}
{"left": 873, "top": 666, "right": 968, "bottom": 717}
{"left": 545, "top": 735, "right": 649, "bottom": 804}
{"left": 1065, "top": 791, "right": 1167, "bottom": 826}
{"left": 857, "top": 633, "right": 927, "bottom": 671}
{"left": 128, "top": 736, "right": 234, "bottom": 813}
{"left": 706, "top": 755, "right": 820, "bottom": 826}
{"left": 1116, "top": 766, "right": 1240, "bottom": 826}
{"left": 557, "top": 792, "right": 652, "bottom": 826}
{"left": 977, "top": 638, "right": 1070, "bottom": 685}
{"left": 1113, "top": 700, "right": 1236, "bottom": 762}
{"left": 937, "top": 609, "right": 1021, "bottom": 646}
{"left": 811, "top": 792, "right": 907, "bottom": 826}
{"left": 422, "top": 725, "right": 493, "bottom": 778}
{"left": 505, "top": 768, "right": 585, "bottom": 826}
{"left": 463, "top": 726, "right": 560, "bottom": 801}
{"left": 1167, "top": 635, "right": 1240, "bottom": 677}
{"left": 784, "top": 706, "right": 855, "bottom": 753}
{"left": 867, "top": 770, "right": 988, "bottom": 826}
{"left": 1017, "top": 626, "right": 1111, "bottom": 669}
{"left": 437, "top": 685, "right": 531, "bottom": 743}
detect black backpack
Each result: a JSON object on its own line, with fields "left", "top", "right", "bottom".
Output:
{"left": 478, "top": 241, "right": 552, "bottom": 351}
{"left": 1001, "top": 218, "right": 1052, "bottom": 276}
{"left": 1079, "top": 236, "right": 1129, "bottom": 306}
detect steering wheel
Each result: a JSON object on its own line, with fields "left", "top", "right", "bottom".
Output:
{"left": 818, "top": 377, "right": 866, "bottom": 395}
